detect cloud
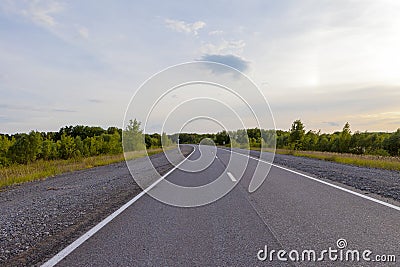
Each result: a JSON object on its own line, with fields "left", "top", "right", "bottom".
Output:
{"left": 165, "top": 19, "right": 206, "bottom": 35}
{"left": 208, "top": 30, "right": 223, "bottom": 36}
{"left": 322, "top": 121, "right": 340, "bottom": 127}
{"left": 0, "top": 104, "right": 44, "bottom": 112}
{"left": 201, "top": 39, "right": 245, "bottom": 55}
{"left": 88, "top": 98, "right": 102, "bottom": 103}
{"left": 0, "top": 115, "right": 10, "bottom": 123}
{"left": 199, "top": 54, "right": 249, "bottom": 72}
{"left": 20, "top": 0, "right": 64, "bottom": 28}
{"left": 52, "top": 108, "right": 76, "bottom": 113}
{"left": 0, "top": 0, "right": 93, "bottom": 47}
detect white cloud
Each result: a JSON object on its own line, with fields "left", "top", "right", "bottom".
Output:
{"left": 1, "top": 1, "right": 93, "bottom": 46}
{"left": 200, "top": 39, "right": 246, "bottom": 55}
{"left": 165, "top": 18, "right": 206, "bottom": 35}
{"left": 20, "top": 0, "right": 64, "bottom": 28}
{"left": 208, "top": 30, "right": 223, "bottom": 36}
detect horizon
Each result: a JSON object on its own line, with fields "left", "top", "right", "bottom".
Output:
{"left": 1, "top": 120, "right": 397, "bottom": 136}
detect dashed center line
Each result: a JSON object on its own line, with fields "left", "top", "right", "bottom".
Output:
{"left": 227, "top": 172, "right": 237, "bottom": 182}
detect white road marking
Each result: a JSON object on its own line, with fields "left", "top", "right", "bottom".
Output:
{"left": 41, "top": 147, "right": 196, "bottom": 267}
{"left": 223, "top": 148, "right": 400, "bottom": 212}
{"left": 227, "top": 172, "right": 237, "bottom": 182}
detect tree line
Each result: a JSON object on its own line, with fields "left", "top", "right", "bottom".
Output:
{"left": 1, "top": 119, "right": 399, "bottom": 166}
{"left": 173, "top": 120, "right": 399, "bottom": 157}
{"left": 205, "top": 120, "right": 399, "bottom": 157}
{"left": 275, "top": 120, "right": 400, "bottom": 156}
{"left": 0, "top": 120, "right": 172, "bottom": 166}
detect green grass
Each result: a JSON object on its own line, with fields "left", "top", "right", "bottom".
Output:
{"left": 0, "top": 147, "right": 174, "bottom": 189}
{"left": 251, "top": 147, "right": 400, "bottom": 171}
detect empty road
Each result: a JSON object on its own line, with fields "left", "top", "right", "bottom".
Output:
{"left": 43, "top": 145, "right": 399, "bottom": 266}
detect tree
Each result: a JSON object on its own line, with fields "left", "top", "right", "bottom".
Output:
{"left": 317, "top": 134, "right": 330, "bottom": 151}
{"left": 215, "top": 130, "right": 230, "bottom": 145}
{"left": 338, "top": 122, "right": 351, "bottom": 153}
{"left": 8, "top": 131, "right": 42, "bottom": 164}
{"left": 276, "top": 130, "right": 290, "bottom": 148}
{"left": 383, "top": 129, "right": 400, "bottom": 156}
{"left": 329, "top": 132, "right": 340, "bottom": 152}
{"left": 150, "top": 133, "right": 161, "bottom": 147}
{"left": 41, "top": 138, "right": 57, "bottom": 160}
{"left": 107, "top": 132, "right": 123, "bottom": 154}
{"left": 247, "top": 128, "right": 261, "bottom": 148}
{"left": 261, "top": 129, "right": 276, "bottom": 148}
{"left": 57, "top": 133, "right": 77, "bottom": 159}
{"left": 289, "top": 120, "right": 305, "bottom": 150}
{"left": 247, "top": 128, "right": 261, "bottom": 140}
{"left": 303, "top": 130, "right": 319, "bottom": 151}
{"left": 74, "top": 136, "right": 84, "bottom": 157}
{"left": 0, "top": 135, "right": 14, "bottom": 166}
{"left": 161, "top": 132, "right": 173, "bottom": 147}
{"left": 123, "top": 119, "right": 146, "bottom": 151}
{"left": 235, "top": 129, "right": 249, "bottom": 145}
{"left": 145, "top": 134, "right": 152, "bottom": 149}
{"left": 88, "top": 136, "right": 104, "bottom": 156}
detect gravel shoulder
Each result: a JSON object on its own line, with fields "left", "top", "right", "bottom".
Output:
{"left": 0, "top": 146, "right": 193, "bottom": 267}
{"left": 246, "top": 149, "right": 400, "bottom": 203}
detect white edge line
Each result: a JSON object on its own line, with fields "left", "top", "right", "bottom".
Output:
{"left": 41, "top": 146, "right": 196, "bottom": 267}
{"left": 227, "top": 172, "right": 237, "bottom": 182}
{"left": 223, "top": 148, "right": 400, "bottom": 212}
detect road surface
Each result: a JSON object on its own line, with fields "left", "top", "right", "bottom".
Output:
{"left": 43, "top": 145, "right": 399, "bottom": 266}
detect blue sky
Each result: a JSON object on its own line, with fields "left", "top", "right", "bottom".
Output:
{"left": 1, "top": 0, "right": 400, "bottom": 134}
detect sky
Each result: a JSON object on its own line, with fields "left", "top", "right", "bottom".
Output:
{"left": 0, "top": 0, "right": 400, "bottom": 134}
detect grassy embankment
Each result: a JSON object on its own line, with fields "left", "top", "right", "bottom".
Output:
{"left": 0, "top": 147, "right": 174, "bottom": 189}
{"left": 251, "top": 147, "right": 400, "bottom": 171}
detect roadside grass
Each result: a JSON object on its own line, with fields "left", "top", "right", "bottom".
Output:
{"left": 0, "top": 147, "right": 174, "bottom": 189}
{"left": 250, "top": 147, "right": 400, "bottom": 171}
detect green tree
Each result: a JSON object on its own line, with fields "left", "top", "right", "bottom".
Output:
{"left": 87, "top": 136, "right": 103, "bottom": 156}
{"left": 261, "top": 129, "right": 276, "bottom": 148}
{"left": 151, "top": 133, "right": 161, "bottom": 148}
{"left": 74, "top": 136, "right": 84, "bottom": 157}
{"left": 107, "top": 132, "right": 122, "bottom": 154}
{"left": 289, "top": 120, "right": 305, "bottom": 150}
{"left": 8, "top": 131, "right": 42, "bottom": 164}
{"left": 383, "top": 129, "right": 400, "bottom": 156}
{"left": 145, "top": 134, "right": 152, "bottom": 149}
{"left": 57, "top": 133, "right": 76, "bottom": 159}
{"left": 0, "top": 135, "right": 14, "bottom": 166}
{"left": 123, "top": 119, "right": 145, "bottom": 151}
{"left": 317, "top": 134, "right": 330, "bottom": 151}
{"left": 41, "top": 138, "right": 58, "bottom": 160}
{"left": 235, "top": 129, "right": 249, "bottom": 145}
{"left": 161, "top": 132, "right": 173, "bottom": 147}
{"left": 303, "top": 130, "right": 319, "bottom": 151}
{"left": 338, "top": 122, "right": 351, "bottom": 153}
{"left": 276, "top": 130, "right": 290, "bottom": 148}
{"left": 215, "top": 130, "right": 230, "bottom": 145}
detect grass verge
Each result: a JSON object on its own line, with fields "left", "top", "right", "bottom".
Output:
{"left": 0, "top": 147, "right": 174, "bottom": 189}
{"left": 251, "top": 147, "right": 400, "bottom": 171}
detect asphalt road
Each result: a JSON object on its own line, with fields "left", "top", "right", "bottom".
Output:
{"left": 44, "top": 145, "right": 399, "bottom": 266}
